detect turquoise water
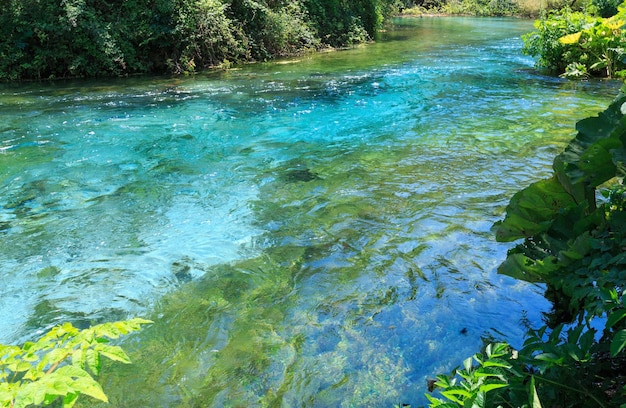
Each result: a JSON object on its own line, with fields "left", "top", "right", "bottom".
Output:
{"left": 0, "top": 17, "right": 621, "bottom": 406}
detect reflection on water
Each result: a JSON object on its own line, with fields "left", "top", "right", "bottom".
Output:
{"left": 0, "top": 17, "right": 621, "bottom": 407}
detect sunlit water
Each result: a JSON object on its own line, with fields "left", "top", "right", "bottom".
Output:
{"left": 0, "top": 17, "right": 621, "bottom": 407}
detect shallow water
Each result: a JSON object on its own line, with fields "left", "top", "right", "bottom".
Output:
{"left": 0, "top": 17, "right": 621, "bottom": 407}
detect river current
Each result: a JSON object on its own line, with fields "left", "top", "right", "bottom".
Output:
{"left": 0, "top": 17, "right": 621, "bottom": 407}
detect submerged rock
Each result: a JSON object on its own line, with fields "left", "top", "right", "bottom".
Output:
{"left": 172, "top": 261, "right": 192, "bottom": 283}
{"left": 283, "top": 168, "right": 320, "bottom": 183}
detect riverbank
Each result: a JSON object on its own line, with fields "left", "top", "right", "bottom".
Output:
{"left": 0, "top": 0, "right": 397, "bottom": 81}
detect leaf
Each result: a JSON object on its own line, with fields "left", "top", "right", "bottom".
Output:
{"left": 610, "top": 329, "right": 626, "bottom": 356}
{"left": 95, "top": 344, "right": 131, "bottom": 364}
{"left": 13, "top": 380, "right": 48, "bottom": 408}
{"left": 2, "top": 319, "right": 148, "bottom": 408}
{"left": 424, "top": 393, "right": 459, "bottom": 407}
{"left": 55, "top": 365, "right": 108, "bottom": 402}
{"left": 559, "top": 31, "right": 582, "bottom": 44}
{"left": 8, "top": 361, "right": 34, "bottom": 374}
{"left": 463, "top": 357, "right": 473, "bottom": 373}
{"left": 62, "top": 392, "right": 79, "bottom": 408}
{"left": 84, "top": 348, "right": 101, "bottom": 376}
{"left": 71, "top": 348, "right": 85, "bottom": 369}
{"left": 578, "top": 329, "right": 595, "bottom": 355}
{"left": 39, "top": 374, "right": 71, "bottom": 397}
{"left": 0, "top": 383, "right": 18, "bottom": 406}
{"left": 91, "top": 324, "right": 122, "bottom": 339}
{"left": 441, "top": 386, "right": 472, "bottom": 402}
{"left": 607, "top": 252, "right": 626, "bottom": 265}
{"left": 607, "top": 309, "right": 626, "bottom": 329}
{"left": 549, "top": 323, "right": 564, "bottom": 343}
{"left": 435, "top": 374, "right": 453, "bottom": 389}
{"left": 495, "top": 177, "right": 577, "bottom": 242}
{"left": 529, "top": 376, "right": 543, "bottom": 408}
{"left": 474, "top": 367, "right": 507, "bottom": 381}
{"left": 488, "top": 343, "right": 510, "bottom": 358}
{"left": 472, "top": 390, "right": 486, "bottom": 408}
{"left": 574, "top": 140, "right": 620, "bottom": 186}
{"left": 605, "top": 19, "right": 624, "bottom": 30}
{"left": 497, "top": 253, "right": 559, "bottom": 283}
{"left": 481, "top": 358, "right": 512, "bottom": 369}
{"left": 478, "top": 382, "right": 508, "bottom": 393}
{"left": 42, "top": 347, "right": 70, "bottom": 370}
{"left": 534, "top": 352, "right": 563, "bottom": 365}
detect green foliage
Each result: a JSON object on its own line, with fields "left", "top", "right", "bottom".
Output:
{"left": 522, "top": 8, "right": 596, "bottom": 74}
{"left": 400, "top": 0, "right": 571, "bottom": 17}
{"left": 303, "top": 0, "right": 400, "bottom": 47}
{"left": 429, "top": 91, "right": 626, "bottom": 407}
{"left": 225, "top": 0, "right": 318, "bottom": 61}
{"left": 493, "top": 92, "right": 626, "bottom": 405}
{"left": 440, "top": 0, "right": 520, "bottom": 16}
{"left": 172, "top": 0, "right": 248, "bottom": 73}
{"left": 0, "top": 318, "right": 151, "bottom": 408}
{"left": 523, "top": 4, "right": 626, "bottom": 78}
{"left": 426, "top": 343, "right": 518, "bottom": 407}
{"left": 593, "top": 0, "right": 621, "bottom": 17}
{"left": 0, "top": 0, "right": 398, "bottom": 79}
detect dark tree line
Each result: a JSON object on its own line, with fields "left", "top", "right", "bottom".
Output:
{"left": 0, "top": 0, "right": 401, "bottom": 80}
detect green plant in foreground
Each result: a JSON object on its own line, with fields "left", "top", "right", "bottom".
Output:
{"left": 429, "top": 89, "right": 626, "bottom": 407}
{"left": 0, "top": 318, "right": 151, "bottom": 408}
{"left": 426, "top": 343, "right": 523, "bottom": 407}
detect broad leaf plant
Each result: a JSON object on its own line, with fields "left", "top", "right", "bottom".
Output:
{"left": 0, "top": 318, "right": 151, "bottom": 408}
{"left": 428, "top": 89, "right": 626, "bottom": 407}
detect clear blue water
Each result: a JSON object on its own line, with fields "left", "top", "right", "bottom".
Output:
{"left": 0, "top": 17, "right": 621, "bottom": 407}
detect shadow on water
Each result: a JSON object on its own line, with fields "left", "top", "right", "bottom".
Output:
{"left": 0, "top": 17, "right": 622, "bottom": 407}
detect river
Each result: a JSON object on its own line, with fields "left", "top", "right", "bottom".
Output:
{"left": 0, "top": 16, "right": 620, "bottom": 407}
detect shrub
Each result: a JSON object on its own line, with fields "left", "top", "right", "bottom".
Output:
{"left": 522, "top": 8, "right": 595, "bottom": 74}
{"left": 428, "top": 89, "right": 626, "bottom": 408}
{"left": 441, "top": 0, "right": 519, "bottom": 16}
{"left": 0, "top": 0, "right": 396, "bottom": 79}
{"left": 592, "top": 0, "right": 621, "bottom": 17}
{"left": 523, "top": 3, "right": 626, "bottom": 78}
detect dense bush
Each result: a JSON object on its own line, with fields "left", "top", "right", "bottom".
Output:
{"left": 303, "top": 0, "right": 397, "bottom": 47}
{"left": 399, "top": 0, "right": 573, "bottom": 16}
{"left": 522, "top": 8, "right": 595, "bottom": 74}
{"left": 440, "top": 0, "right": 519, "bottom": 16}
{"left": 428, "top": 90, "right": 626, "bottom": 407}
{"left": 522, "top": 4, "right": 626, "bottom": 78}
{"left": 593, "top": 0, "right": 621, "bottom": 17}
{"left": 0, "top": 0, "right": 400, "bottom": 80}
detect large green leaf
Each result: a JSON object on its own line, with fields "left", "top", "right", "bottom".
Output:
{"left": 529, "top": 376, "right": 543, "bottom": 408}
{"left": 606, "top": 309, "right": 626, "bottom": 329}
{"left": 477, "top": 383, "right": 508, "bottom": 393}
{"left": 556, "top": 95, "right": 626, "bottom": 187}
{"left": 497, "top": 253, "right": 560, "bottom": 282}
{"left": 496, "top": 177, "right": 577, "bottom": 242}
{"left": 610, "top": 329, "right": 626, "bottom": 356}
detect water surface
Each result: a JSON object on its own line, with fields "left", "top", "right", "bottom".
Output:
{"left": 0, "top": 17, "right": 620, "bottom": 407}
